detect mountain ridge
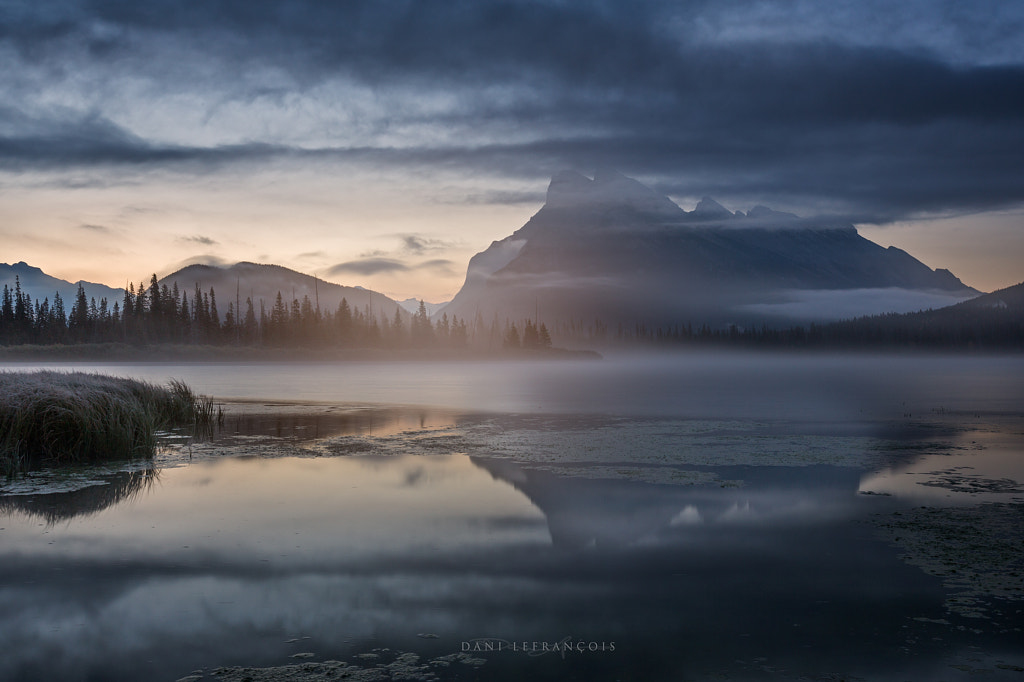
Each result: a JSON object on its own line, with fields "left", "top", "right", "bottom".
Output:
{"left": 1, "top": 261, "right": 124, "bottom": 309}
{"left": 2, "top": 260, "right": 409, "bottom": 323}
{"left": 439, "top": 172, "right": 979, "bottom": 326}
{"left": 158, "top": 261, "right": 408, "bottom": 320}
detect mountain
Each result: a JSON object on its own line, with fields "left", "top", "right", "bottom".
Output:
{"left": 0, "top": 261, "right": 123, "bottom": 309}
{"left": 398, "top": 298, "right": 449, "bottom": 317}
{"left": 785, "top": 280, "right": 1024, "bottom": 350}
{"left": 439, "top": 171, "right": 979, "bottom": 327}
{"left": 470, "top": 455, "right": 859, "bottom": 550}
{"left": 158, "top": 262, "right": 407, "bottom": 320}
{"left": 956, "top": 281, "right": 1024, "bottom": 312}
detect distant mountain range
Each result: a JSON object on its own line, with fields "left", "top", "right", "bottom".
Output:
{"left": 1, "top": 173, "right": 998, "bottom": 336}
{"left": 2, "top": 261, "right": 408, "bottom": 321}
{"left": 439, "top": 171, "right": 980, "bottom": 326}
{"left": 157, "top": 262, "right": 407, "bottom": 319}
{"left": 398, "top": 298, "right": 449, "bottom": 316}
{"left": 957, "top": 281, "right": 1024, "bottom": 312}
{"left": 808, "top": 279, "right": 1024, "bottom": 349}
{"left": 1, "top": 262, "right": 123, "bottom": 308}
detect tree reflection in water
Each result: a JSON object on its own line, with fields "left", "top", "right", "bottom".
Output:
{"left": 0, "top": 468, "right": 158, "bottom": 525}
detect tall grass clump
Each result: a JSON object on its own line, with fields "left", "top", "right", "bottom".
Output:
{"left": 0, "top": 371, "right": 217, "bottom": 476}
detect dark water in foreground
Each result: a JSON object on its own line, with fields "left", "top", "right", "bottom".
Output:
{"left": 1, "top": 354, "right": 1022, "bottom": 681}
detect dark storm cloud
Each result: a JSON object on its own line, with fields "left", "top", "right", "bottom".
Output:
{"left": 2, "top": 0, "right": 1023, "bottom": 222}
{"left": 0, "top": 106, "right": 285, "bottom": 169}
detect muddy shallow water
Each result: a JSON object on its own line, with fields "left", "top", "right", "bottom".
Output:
{"left": 1, "top": 354, "right": 1022, "bottom": 681}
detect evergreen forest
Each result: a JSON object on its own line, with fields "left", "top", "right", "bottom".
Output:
{"left": 2, "top": 274, "right": 1021, "bottom": 352}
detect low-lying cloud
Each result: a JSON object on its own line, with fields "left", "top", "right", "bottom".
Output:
{"left": 327, "top": 257, "right": 457, "bottom": 278}
{"left": 179, "top": 235, "right": 218, "bottom": 246}
{"left": 737, "top": 288, "right": 979, "bottom": 321}
{"left": 327, "top": 258, "right": 409, "bottom": 277}
{"left": 399, "top": 234, "right": 456, "bottom": 255}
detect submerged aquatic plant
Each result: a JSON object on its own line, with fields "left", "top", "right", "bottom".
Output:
{"left": 0, "top": 371, "right": 217, "bottom": 475}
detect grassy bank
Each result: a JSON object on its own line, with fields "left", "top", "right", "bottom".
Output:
{"left": 0, "top": 371, "right": 217, "bottom": 476}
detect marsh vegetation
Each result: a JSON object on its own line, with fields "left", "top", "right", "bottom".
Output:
{"left": 0, "top": 371, "right": 217, "bottom": 475}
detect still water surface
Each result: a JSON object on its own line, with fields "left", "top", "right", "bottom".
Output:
{"left": 5, "top": 352, "right": 1024, "bottom": 416}
{"left": 1, "top": 353, "right": 1022, "bottom": 681}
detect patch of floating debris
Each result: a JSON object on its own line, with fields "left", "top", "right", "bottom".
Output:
{"left": 194, "top": 648, "right": 487, "bottom": 682}
{"left": 874, "top": 502, "right": 1024, "bottom": 626}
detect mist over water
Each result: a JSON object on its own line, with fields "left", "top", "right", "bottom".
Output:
{"left": 7, "top": 352, "right": 1023, "bottom": 419}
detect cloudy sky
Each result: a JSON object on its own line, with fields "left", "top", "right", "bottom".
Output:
{"left": 1, "top": 0, "right": 1022, "bottom": 301}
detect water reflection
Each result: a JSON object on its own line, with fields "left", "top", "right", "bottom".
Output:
{"left": 2, "top": 444, "right": 1023, "bottom": 681}
{"left": 208, "top": 404, "right": 457, "bottom": 442}
{"left": 859, "top": 414, "right": 1024, "bottom": 504}
{"left": 1, "top": 353, "right": 1023, "bottom": 680}
{"left": 0, "top": 452, "right": 980, "bottom": 682}
{"left": 472, "top": 457, "right": 867, "bottom": 550}
{"left": 0, "top": 469, "right": 158, "bottom": 524}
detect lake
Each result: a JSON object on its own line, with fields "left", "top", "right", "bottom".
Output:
{"left": 1, "top": 353, "right": 1023, "bottom": 681}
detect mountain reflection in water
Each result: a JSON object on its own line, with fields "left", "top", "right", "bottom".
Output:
{"left": 1, "top": 442, "right": 1019, "bottom": 681}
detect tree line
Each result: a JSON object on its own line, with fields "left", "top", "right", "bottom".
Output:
{"left": 0, "top": 275, "right": 554, "bottom": 351}
{"left": 6, "top": 273, "right": 1016, "bottom": 351}
{"left": 546, "top": 309, "right": 1024, "bottom": 351}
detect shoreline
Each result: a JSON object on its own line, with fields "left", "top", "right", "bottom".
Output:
{"left": 0, "top": 342, "right": 602, "bottom": 362}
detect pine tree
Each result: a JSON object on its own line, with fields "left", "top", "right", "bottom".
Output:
{"left": 1, "top": 284, "right": 13, "bottom": 324}
{"left": 244, "top": 297, "right": 258, "bottom": 344}
{"left": 148, "top": 274, "right": 161, "bottom": 319}
{"left": 503, "top": 322, "right": 521, "bottom": 349}
{"left": 450, "top": 315, "right": 468, "bottom": 348}
{"left": 208, "top": 288, "right": 220, "bottom": 342}
{"left": 135, "top": 281, "right": 148, "bottom": 316}
{"left": 391, "top": 306, "right": 405, "bottom": 347}
{"left": 34, "top": 298, "right": 49, "bottom": 343}
{"left": 300, "top": 295, "right": 315, "bottom": 344}
{"left": 68, "top": 283, "right": 90, "bottom": 341}
{"left": 336, "top": 297, "right": 352, "bottom": 344}
{"left": 51, "top": 291, "right": 67, "bottom": 343}
{"left": 437, "top": 312, "right": 450, "bottom": 345}
{"left": 178, "top": 291, "right": 191, "bottom": 342}
{"left": 411, "top": 300, "right": 433, "bottom": 347}
{"left": 522, "top": 319, "right": 540, "bottom": 349}
{"left": 538, "top": 322, "right": 552, "bottom": 349}
{"left": 268, "top": 292, "right": 287, "bottom": 345}
{"left": 13, "top": 276, "right": 27, "bottom": 324}
{"left": 224, "top": 302, "right": 236, "bottom": 343}
{"left": 1, "top": 285, "right": 13, "bottom": 342}
{"left": 123, "top": 283, "right": 135, "bottom": 321}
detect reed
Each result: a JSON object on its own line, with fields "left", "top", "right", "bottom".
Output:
{"left": 0, "top": 371, "right": 217, "bottom": 476}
